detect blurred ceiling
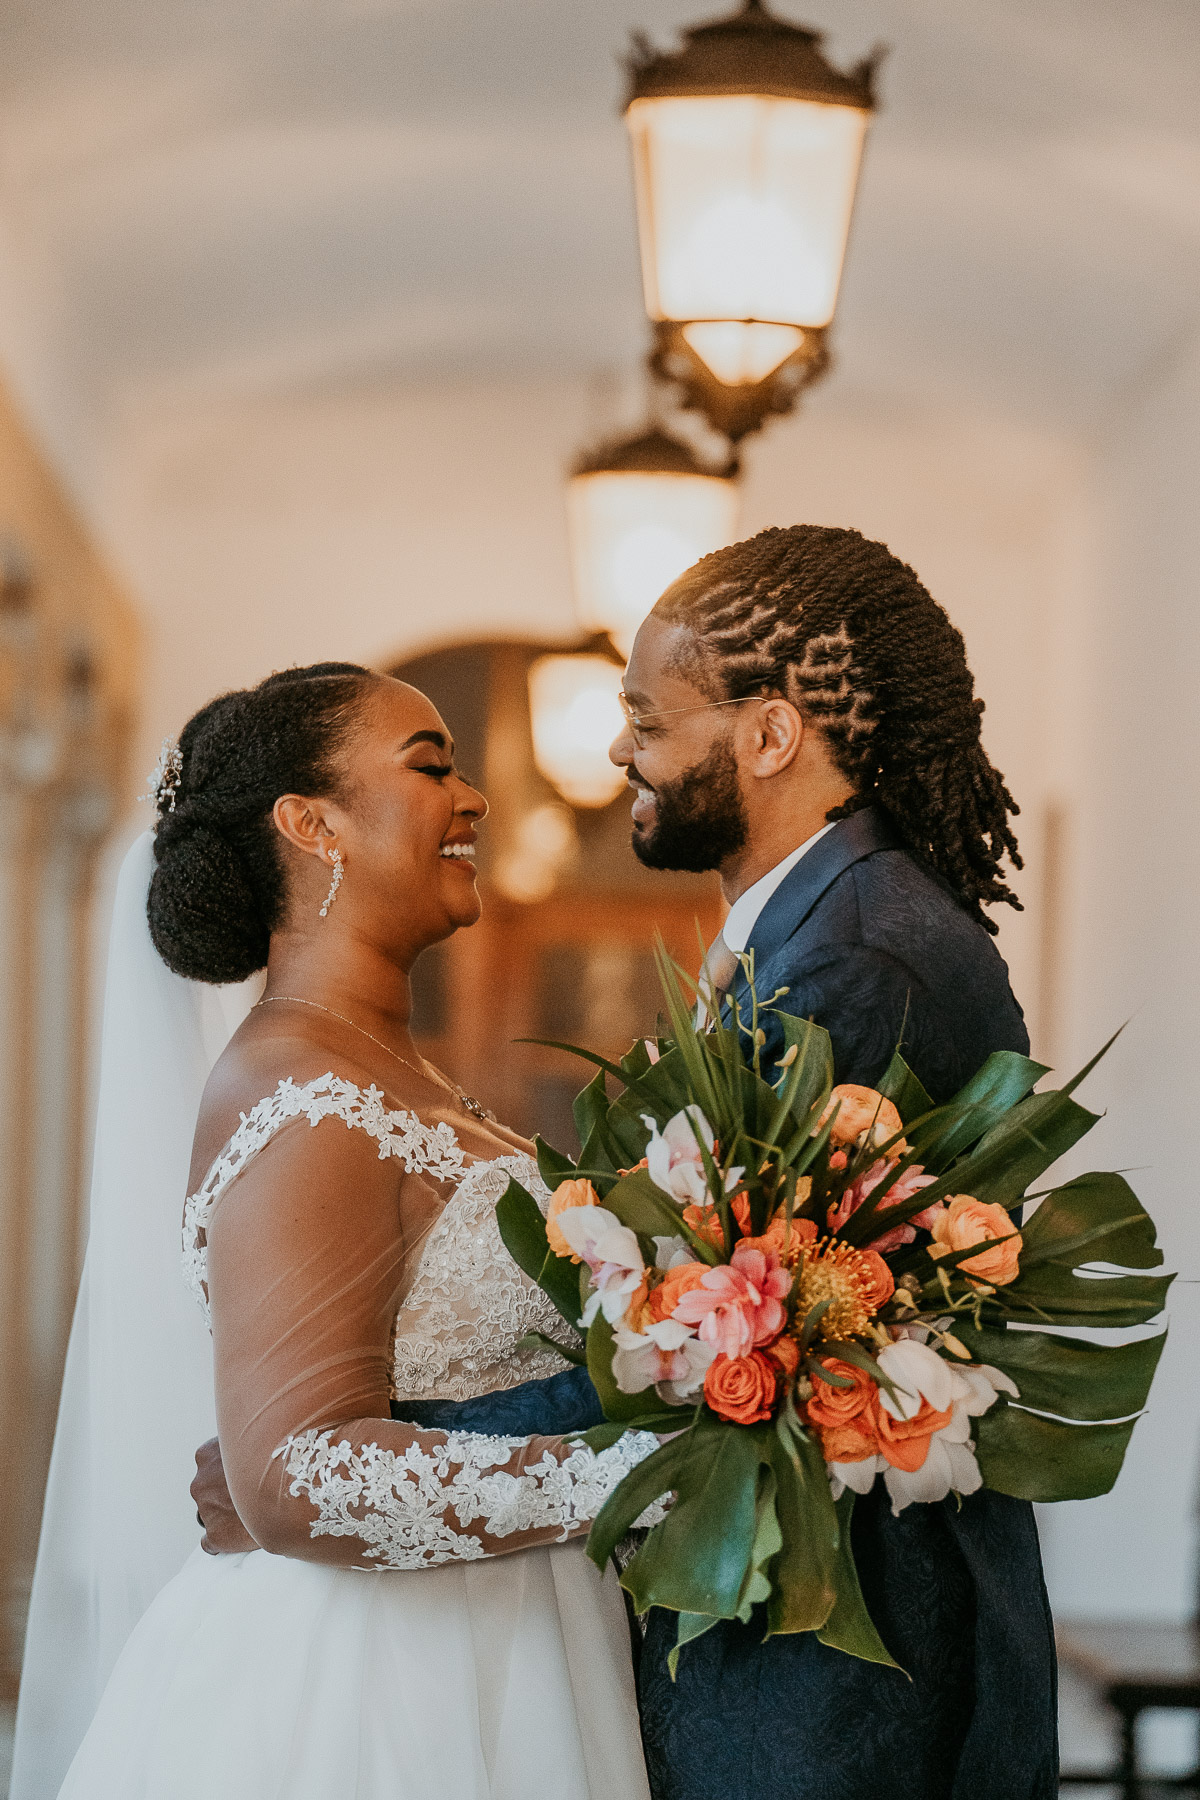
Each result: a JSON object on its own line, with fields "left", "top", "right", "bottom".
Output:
{"left": 0, "top": 0, "right": 1197, "bottom": 458}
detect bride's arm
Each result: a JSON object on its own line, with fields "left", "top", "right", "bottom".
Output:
{"left": 206, "top": 1118, "right": 658, "bottom": 1570}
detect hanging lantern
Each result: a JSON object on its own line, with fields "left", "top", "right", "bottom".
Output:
{"left": 567, "top": 427, "right": 739, "bottom": 656}
{"left": 624, "top": 0, "right": 879, "bottom": 438}
{"left": 528, "top": 653, "right": 628, "bottom": 808}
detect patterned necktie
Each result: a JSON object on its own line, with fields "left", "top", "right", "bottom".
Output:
{"left": 697, "top": 931, "right": 740, "bottom": 1027}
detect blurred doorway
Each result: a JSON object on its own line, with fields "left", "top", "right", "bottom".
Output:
{"left": 390, "top": 639, "right": 721, "bottom": 1151}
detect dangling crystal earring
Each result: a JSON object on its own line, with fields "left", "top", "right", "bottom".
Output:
{"left": 319, "top": 848, "right": 344, "bottom": 918}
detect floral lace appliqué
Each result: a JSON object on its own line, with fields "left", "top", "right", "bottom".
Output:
{"left": 277, "top": 1427, "right": 667, "bottom": 1570}
{"left": 182, "top": 1074, "right": 467, "bottom": 1325}
{"left": 389, "top": 1154, "right": 577, "bottom": 1402}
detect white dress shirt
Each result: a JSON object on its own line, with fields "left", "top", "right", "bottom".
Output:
{"left": 696, "top": 821, "right": 836, "bottom": 1026}
{"left": 721, "top": 821, "right": 836, "bottom": 953}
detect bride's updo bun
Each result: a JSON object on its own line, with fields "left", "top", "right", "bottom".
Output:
{"left": 147, "top": 662, "right": 375, "bottom": 983}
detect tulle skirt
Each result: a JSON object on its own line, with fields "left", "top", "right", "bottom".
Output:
{"left": 57, "top": 1541, "right": 649, "bottom": 1800}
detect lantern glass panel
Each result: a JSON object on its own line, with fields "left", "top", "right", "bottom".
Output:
{"left": 681, "top": 320, "right": 805, "bottom": 384}
{"left": 567, "top": 469, "right": 739, "bottom": 655}
{"left": 627, "top": 94, "right": 868, "bottom": 334}
{"left": 528, "top": 654, "right": 628, "bottom": 808}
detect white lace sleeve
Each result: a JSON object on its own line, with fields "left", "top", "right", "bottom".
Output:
{"left": 274, "top": 1428, "right": 667, "bottom": 1571}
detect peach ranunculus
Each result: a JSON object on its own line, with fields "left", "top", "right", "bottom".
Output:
{"left": 671, "top": 1242, "right": 792, "bottom": 1359}
{"left": 648, "top": 1259, "right": 710, "bottom": 1323}
{"left": 545, "top": 1178, "right": 599, "bottom": 1261}
{"left": 929, "top": 1194, "right": 1023, "bottom": 1285}
{"left": 817, "top": 1085, "right": 906, "bottom": 1153}
{"left": 704, "top": 1350, "right": 779, "bottom": 1424}
{"left": 826, "top": 1159, "right": 941, "bottom": 1254}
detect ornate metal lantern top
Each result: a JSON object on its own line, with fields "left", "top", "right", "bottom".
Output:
{"left": 624, "top": 0, "right": 880, "bottom": 113}
{"left": 570, "top": 425, "right": 736, "bottom": 480}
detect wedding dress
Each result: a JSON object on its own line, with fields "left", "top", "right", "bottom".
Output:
{"left": 55, "top": 1069, "right": 657, "bottom": 1800}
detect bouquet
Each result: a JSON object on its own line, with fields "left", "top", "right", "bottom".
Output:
{"left": 497, "top": 947, "right": 1170, "bottom": 1672}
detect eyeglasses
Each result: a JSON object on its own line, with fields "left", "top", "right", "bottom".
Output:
{"left": 618, "top": 691, "right": 755, "bottom": 743}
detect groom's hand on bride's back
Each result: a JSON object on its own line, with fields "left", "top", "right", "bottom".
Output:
{"left": 191, "top": 1437, "right": 257, "bottom": 1555}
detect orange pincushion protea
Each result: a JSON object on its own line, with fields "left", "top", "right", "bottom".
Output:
{"left": 792, "top": 1238, "right": 885, "bottom": 1342}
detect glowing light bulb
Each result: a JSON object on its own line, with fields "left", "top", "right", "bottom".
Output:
{"left": 567, "top": 470, "right": 739, "bottom": 653}
{"left": 527, "top": 655, "right": 628, "bottom": 808}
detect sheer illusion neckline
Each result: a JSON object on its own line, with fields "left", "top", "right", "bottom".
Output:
{"left": 181, "top": 1072, "right": 538, "bottom": 1328}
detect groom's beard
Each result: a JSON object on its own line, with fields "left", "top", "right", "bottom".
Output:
{"left": 630, "top": 734, "right": 749, "bottom": 872}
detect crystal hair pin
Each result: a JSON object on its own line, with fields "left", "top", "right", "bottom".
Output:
{"left": 143, "top": 737, "right": 183, "bottom": 812}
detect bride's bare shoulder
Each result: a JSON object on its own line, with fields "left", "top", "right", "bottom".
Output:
{"left": 186, "top": 1011, "right": 403, "bottom": 1194}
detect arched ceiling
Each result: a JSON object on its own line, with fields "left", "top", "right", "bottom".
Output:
{"left": 0, "top": 0, "right": 1197, "bottom": 478}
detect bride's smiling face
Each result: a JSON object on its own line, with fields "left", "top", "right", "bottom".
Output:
{"left": 274, "top": 676, "right": 488, "bottom": 955}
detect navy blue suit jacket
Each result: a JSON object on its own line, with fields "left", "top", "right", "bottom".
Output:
{"left": 399, "top": 810, "right": 1057, "bottom": 1800}
{"left": 726, "top": 805, "right": 1030, "bottom": 1100}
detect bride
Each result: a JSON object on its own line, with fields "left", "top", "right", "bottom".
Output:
{"left": 38, "top": 661, "right": 658, "bottom": 1800}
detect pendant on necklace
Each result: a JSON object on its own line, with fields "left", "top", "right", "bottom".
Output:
{"left": 459, "top": 1091, "right": 496, "bottom": 1123}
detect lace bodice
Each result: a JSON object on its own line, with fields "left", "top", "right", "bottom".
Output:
{"left": 183, "top": 1073, "right": 576, "bottom": 1400}
{"left": 183, "top": 1072, "right": 664, "bottom": 1573}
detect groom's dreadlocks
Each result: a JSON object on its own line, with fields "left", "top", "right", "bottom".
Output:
{"left": 653, "top": 524, "right": 1022, "bottom": 933}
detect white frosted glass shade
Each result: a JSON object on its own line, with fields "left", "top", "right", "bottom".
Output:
{"left": 567, "top": 469, "right": 739, "bottom": 655}
{"left": 681, "top": 321, "right": 805, "bottom": 384}
{"left": 528, "top": 654, "right": 628, "bottom": 809}
{"left": 627, "top": 93, "right": 869, "bottom": 337}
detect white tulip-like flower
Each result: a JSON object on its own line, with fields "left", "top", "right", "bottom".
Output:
{"left": 827, "top": 1350, "right": 1019, "bottom": 1515}
{"left": 642, "top": 1106, "right": 743, "bottom": 1206}
{"left": 875, "top": 1337, "right": 957, "bottom": 1420}
{"left": 554, "top": 1204, "right": 646, "bottom": 1326}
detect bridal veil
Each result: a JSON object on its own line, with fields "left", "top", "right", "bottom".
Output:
{"left": 10, "top": 832, "right": 259, "bottom": 1800}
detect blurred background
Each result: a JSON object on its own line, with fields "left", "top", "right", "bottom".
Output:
{"left": 0, "top": 0, "right": 1196, "bottom": 1791}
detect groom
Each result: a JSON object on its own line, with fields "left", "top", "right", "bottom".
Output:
{"left": 195, "top": 525, "right": 1057, "bottom": 1799}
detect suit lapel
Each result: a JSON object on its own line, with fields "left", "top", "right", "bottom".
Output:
{"left": 724, "top": 807, "right": 900, "bottom": 1020}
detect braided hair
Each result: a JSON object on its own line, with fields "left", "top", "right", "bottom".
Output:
{"left": 147, "top": 662, "right": 377, "bottom": 983}
{"left": 653, "top": 525, "right": 1022, "bottom": 932}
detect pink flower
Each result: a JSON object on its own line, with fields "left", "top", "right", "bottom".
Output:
{"left": 611, "top": 1318, "right": 715, "bottom": 1402}
{"left": 826, "top": 1160, "right": 941, "bottom": 1254}
{"left": 642, "top": 1106, "right": 744, "bottom": 1206}
{"left": 671, "top": 1242, "right": 792, "bottom": 1360}
{"left": 554, "top": 1204, "right": 646, "bottom": 1326}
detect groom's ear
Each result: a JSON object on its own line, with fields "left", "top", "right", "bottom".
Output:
{"left": 744, "top": 696, "right": 805, "bottom": 778}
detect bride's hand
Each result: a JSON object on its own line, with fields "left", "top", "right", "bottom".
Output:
{"left": 191, "top": 1437, "right": 258, "bottom": 1555}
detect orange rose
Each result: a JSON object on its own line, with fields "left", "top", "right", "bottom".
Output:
{"left": 805, "top": 1358, "right": 879, "bottom": 1463}
{"left": 818, "top": 1085, "right": 905, "bottom": 1153}
{"left": 649, "top": 1260, "right": 710, "bottom": 1323}
{"left": 858, "top": 1249, "right": 895, "bottom": 1312}
{"left": 872, "top": 1394, "right": 953, "bottom": 1471}
{"left": 820, "top": 1417, "right": 880, "bottom": 1463}
{"left": 704, "top": 1351, "right": 779, "bottom": 1424}
{"left": 806, "top": 1358, "right": 875, "bottom": 1430}
{"left": 683, "top": 1203, "right": 726, "bottom": 1249}
{"left": 730, "top": 1185, "right": 817, "bottom": 1263}
{"left": 765, "top": 1333, "right": 801, "bottom": 1382}
{"left": 929, "top": 1194, "right": 1022, "bottom": 1285}
{"left": 545, "top": 1178, "right": 599, "bottom": 1261}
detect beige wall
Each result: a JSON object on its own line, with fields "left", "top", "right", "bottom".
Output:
{"left": 0, "top": 377, "right": 138, "bottom": 1686}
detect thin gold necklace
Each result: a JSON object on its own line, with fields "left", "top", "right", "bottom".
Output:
{"left": 254, "top": 994, "right": 496, "bottom": 1122}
